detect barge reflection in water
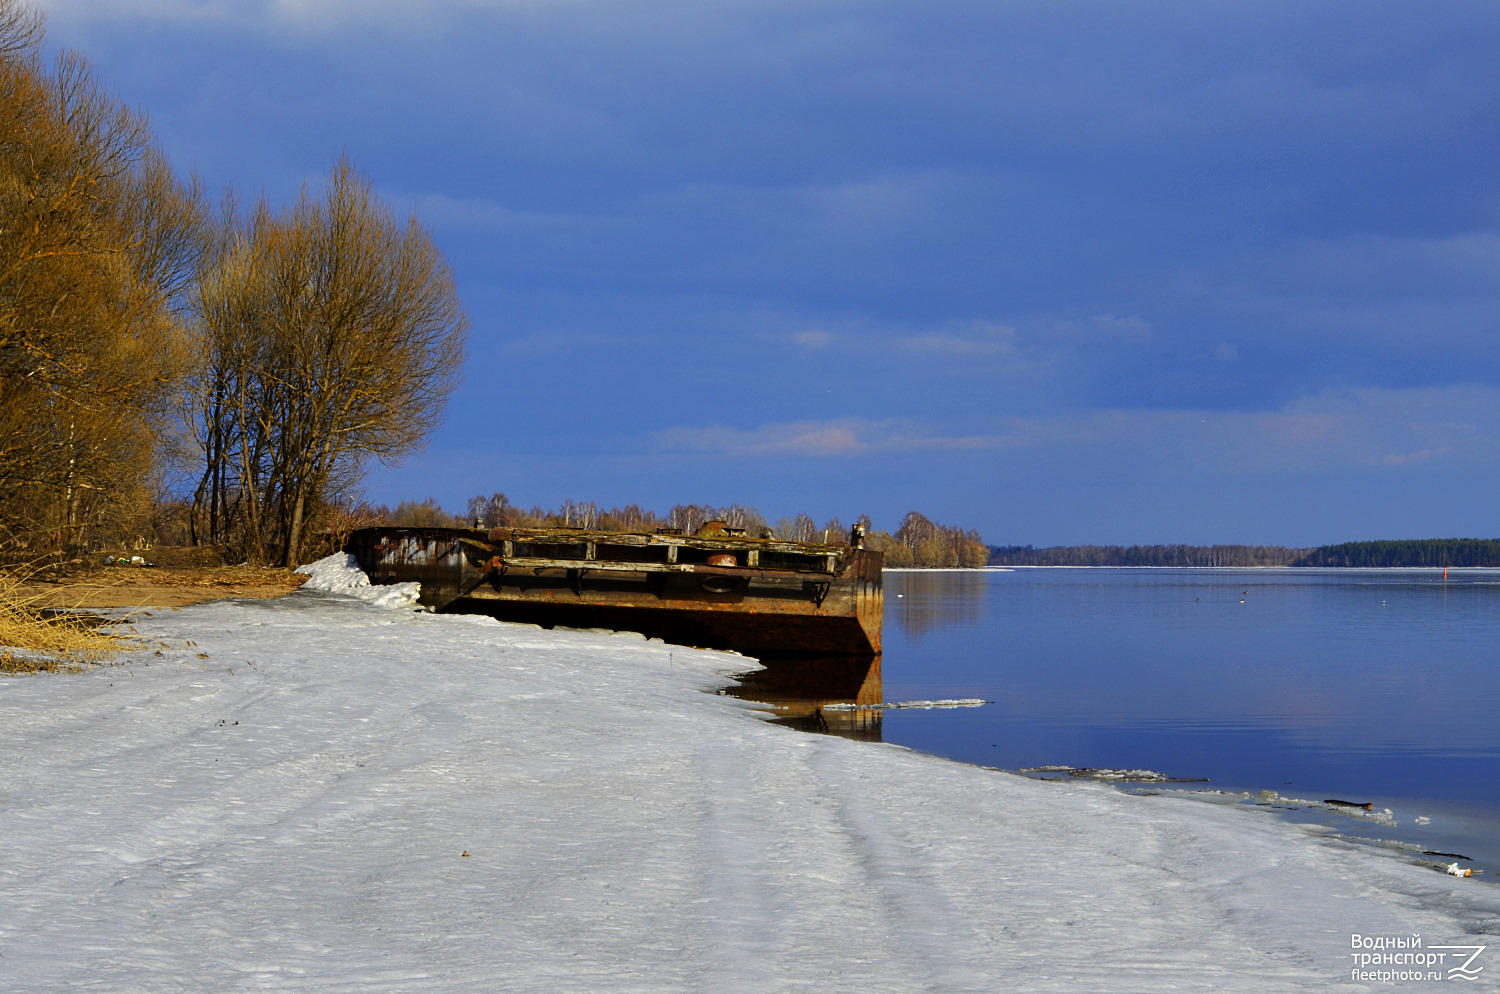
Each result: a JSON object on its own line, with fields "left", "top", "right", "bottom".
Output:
{"left": 727, "top": 654, "right": 884, "bottom": 741}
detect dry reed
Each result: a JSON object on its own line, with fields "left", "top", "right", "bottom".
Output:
{"left": 0, "top": 573, "right": 139, "bottom": 674}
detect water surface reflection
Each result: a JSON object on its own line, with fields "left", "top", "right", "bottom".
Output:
{"left": 880, "top": 567, "right": 1500, "bottom": 877}
{"left": 728, "top": 654, "right": 884, "bottom": 740}
{"left": 889, "top": 570, "right": 987, "bottom": 637}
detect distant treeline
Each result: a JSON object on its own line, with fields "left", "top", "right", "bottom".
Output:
{"left": 987, "top": 545, "right": 1306, "bottom": 568}
{"left": 988, "top": 538, "right": 1500, "bottom": 568}
{"left": 1295, "top": 539, "right": 1500, "bottom": 568}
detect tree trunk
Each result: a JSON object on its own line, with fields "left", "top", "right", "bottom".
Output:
{"left": 284, "top": 489, "right": 306, "bottom": 567}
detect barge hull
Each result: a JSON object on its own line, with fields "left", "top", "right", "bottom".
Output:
{"left": 346, "top": 526, "right": 883, "bottom": 657}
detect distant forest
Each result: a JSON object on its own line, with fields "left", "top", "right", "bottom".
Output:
{"left": 986, "top": 545, "right": 1303, "bottom": 568}
{"left": 988, "top": 538, "right": 1500, "bottom": 569}
{"left": 1293, "top": 539, "right": 1500, "bottom": 568}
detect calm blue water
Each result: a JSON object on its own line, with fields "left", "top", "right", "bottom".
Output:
{"left": 879, "top": 568, "right": 1500, "bottom": 876}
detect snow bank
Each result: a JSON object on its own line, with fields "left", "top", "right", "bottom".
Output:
{"left": 295, "top": 551, "right": 421, "bottom": 609}
{"left": 1, "top": 598, "right": 1496, "bottom": 992}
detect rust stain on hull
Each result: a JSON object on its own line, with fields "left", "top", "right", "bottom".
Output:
{"left": 346, "top": 525, "right": 883, "bottom": 658}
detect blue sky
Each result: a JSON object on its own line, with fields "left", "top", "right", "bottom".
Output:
{"left": 39, "top": 0, "right": 1500, "bottom": 545}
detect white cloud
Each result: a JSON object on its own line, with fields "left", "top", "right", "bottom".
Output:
{"left": 654, "top": 384, "right": 1500, "bottom": 470}
{"left": 395, "top": 192, "right": 618, "bottom": 237}
{"left": 37, "top": 0, "right": 540, "bottom": 36}
{"left": 1381, "top": 448, "right": 1439, "bottom": 466}
{"left": 763, "top": 313, "right": 1140, "bottom": 375}
{"left": 655, "top": 418, "right": 1011, "bottom": 457}
{"left": 497, "top": 328, "right": 624, "bottom": 356}
{"left": 1084, "top": 313, "right": 1151, "bottom": 342}
{"left": 791, "top": 330, "right": 833, "bottom": 350}
{"left": 1284, "top": 232, "right": 1500, "bottom": 288}
{"left": 37, "top": 0, "right": 830, "bottom": 39}
{"left": 892, "top": 322, "right": 1019, "bottom": 358}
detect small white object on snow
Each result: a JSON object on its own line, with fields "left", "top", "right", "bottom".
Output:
{"left": 295, "top": 552, "right": 421, "bottom": 609}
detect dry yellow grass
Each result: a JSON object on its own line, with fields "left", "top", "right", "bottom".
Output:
{"left": 14, "top": 564, "right": 305, "bottom": 609}
{"left": 0, "top": 574, "right": 141, "bottom": 674}
{"left": 1, "top": 556, "right": 303, "bottom": 672}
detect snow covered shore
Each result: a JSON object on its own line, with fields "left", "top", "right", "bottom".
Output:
{"left": 2, "top": 589, "right": 1496, "bottom": 991}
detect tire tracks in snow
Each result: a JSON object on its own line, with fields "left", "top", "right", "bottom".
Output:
{"left": 691, "top": 730, "right": 1002, "bottom": 992}
{"left": 802, "top": 738, "right": 1004, "bottom": 992}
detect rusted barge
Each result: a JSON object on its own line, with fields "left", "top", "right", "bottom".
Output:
{"left": 346, "top": 522, "right": 883, "bottom": 657}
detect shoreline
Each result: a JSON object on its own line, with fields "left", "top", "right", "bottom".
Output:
{"left": 2, "top": 591, "right": 1496, "bottom": 989}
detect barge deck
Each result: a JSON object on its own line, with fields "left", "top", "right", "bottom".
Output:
{"left": 347, "top": 523, "right": 883, "bottom": 657}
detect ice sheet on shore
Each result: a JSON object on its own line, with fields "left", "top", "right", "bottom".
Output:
{"left": 1, "top": 593, "right": 1497, "bottom": 992}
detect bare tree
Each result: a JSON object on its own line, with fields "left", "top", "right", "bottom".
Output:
{"left": 0, "top": 0, "right": 39, "bottom": 57}
{"left": 0, "top": 5, "right": 205, "bottom": 553}
{"left": 891, "top": 510, "right": 988, "bottom": 567}
{"left": 189, "top": 157, "right": 467, "bottom": 563}
{"left": 821, "top": 516, "right": 847, "bottom": 545}
{"left": 775, "top": 512, "right": 818, "bottom": 542}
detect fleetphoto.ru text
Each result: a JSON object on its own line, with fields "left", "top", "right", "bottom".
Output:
{"left": 1350, "top": 934, "right": 1485, "bottom": 983}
